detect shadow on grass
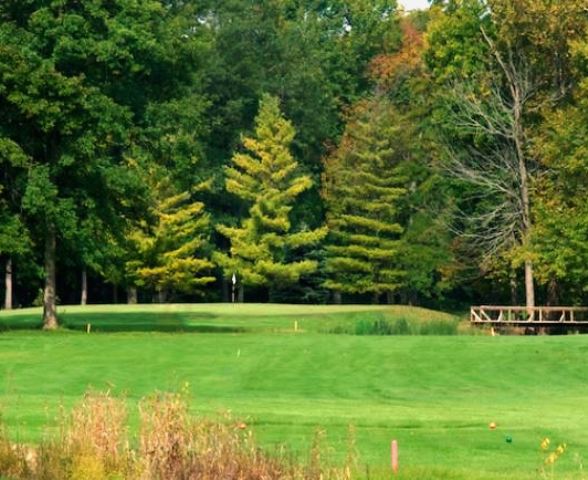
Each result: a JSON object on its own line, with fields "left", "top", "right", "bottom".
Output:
{"left": 0, "top": 312, "right": 247, "bottom": 334}
{"left": 0, "top": 316, "right": 43, "bottom": 331}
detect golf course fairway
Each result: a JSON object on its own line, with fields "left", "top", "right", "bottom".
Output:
{"left": 0, "top": 304, "right": 586, "bottom": 479}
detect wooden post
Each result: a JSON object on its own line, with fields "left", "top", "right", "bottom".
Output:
{"left": 391, "top": 440, "right": 399, "bottom": 474}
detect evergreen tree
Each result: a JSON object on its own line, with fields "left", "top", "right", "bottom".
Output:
{"left": 127, "top": 180, "right": 215, "bottom": 302}
{"left": 214, "top": 95, "right": 327, "bottom": 297}
{"left": 369, "top": 17, "right": 458, "bottom": 305}
{"left": 322, "top": 99, "right": 406, "bottom": 302}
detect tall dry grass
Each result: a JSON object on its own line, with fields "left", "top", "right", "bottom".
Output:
{"left": 0, "top": 391, "right": 355, "bottom": 480}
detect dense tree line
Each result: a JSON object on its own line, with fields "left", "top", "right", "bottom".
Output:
{"left": 0, "top": 0, "right": 587, "bottom": 327}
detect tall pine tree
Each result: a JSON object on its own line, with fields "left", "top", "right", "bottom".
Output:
{"left": 323, "top": 99, "right": 406, "bottom": 303}
{"left": 214, "top": 95, "right": 327, "bottom": 299}
{"left": 127, "top": 174, "right": 215, "bottom": 302}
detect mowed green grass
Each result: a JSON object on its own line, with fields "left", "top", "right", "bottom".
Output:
{"left": 0, "top": 303, "right": 458, "bottom": 333}
{"left": 0, "top": 304, "right": 587, "bottom": 479}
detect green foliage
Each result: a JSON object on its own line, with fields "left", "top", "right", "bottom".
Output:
{"left": 2, "top": 0, "right": 588, "bottom": 308}
{"left": 322, "top": 98, "right": 406, "bottom": 298}
{"left": 128, "top": 186, "right": 214, "bottom": 298}
{"left": 424, "top": 0, "right": 492, "bottom": 83}
{"left": 215, "top": 94, "right": 327, "bottom": 289}
{"left": 202, "top": 0, "right": 403, "bottom": 166}
{"left": 488, "top": 0, "right": 588, "bottom": 95}
{"left": 368, "top": 17, "right": 459, "bottom": 305}
{"left": 424, "top": 0, "right": 588, "bottom": 306}
{"left": 0, "top": 0, "right": 213, "bottom": 313}
{"left": 531, "top": 50, "right": 588, "bottom": 300}
{"left": 0, "top": 210, "right": 29, "bottom": 259}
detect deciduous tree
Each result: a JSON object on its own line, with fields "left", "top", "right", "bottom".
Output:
{"left": 0, "top": 1, "right": 206, "bottom": 325}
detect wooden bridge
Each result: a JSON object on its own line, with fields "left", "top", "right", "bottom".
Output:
{"left": 470, "top": 306, "right": 588, "bottom": 333}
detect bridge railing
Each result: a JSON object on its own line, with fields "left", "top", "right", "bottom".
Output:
{"left": 470, "top": 306, "right": 588, "bottom": 324}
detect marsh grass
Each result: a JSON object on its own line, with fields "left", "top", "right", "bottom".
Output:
{"left": 329, "top": 317, "right": 460, "bottom": 335}
{"left": 0, "top": 391, "right": 356, "bottom": 480}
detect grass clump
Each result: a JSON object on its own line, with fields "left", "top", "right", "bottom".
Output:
{"left": 330, "top": 317, "right": 459, "bottom": 335}
{"left": 0, "top": 420, "right": 32, "bottom": 478}
{"left": 0, "top": 391, "right": 354, "bottom": 480}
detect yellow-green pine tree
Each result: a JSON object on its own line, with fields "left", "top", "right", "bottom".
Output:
{"left": 323, "top": 99, "right": 406, "bottom": 302}
{"left": 214, "top": 94, "right": 327, "bottom": 295}
{"left": 129, "top": 188, "right": 215, "bottom": 301}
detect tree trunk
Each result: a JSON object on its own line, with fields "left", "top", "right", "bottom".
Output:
{"left": 157, "top": 289, "right": 167, "bottom": 303}
{"left": 4, "top": 257, "right": 12, "bottom": 310}
{"left": 222, "top": 278, "right": 229, "bottom": 302}
{"left": 237, "top": 284, "right": 244, "bottom": 303}
{"left": 113, "top": 284, "right": 118, "bottom": 304}
{"left": 519, "top": 161, "right": 535, "bottom": 310}
{"left": 371, "top": 292, "right": 380, "bottom": 305}
{"left": 514, "top": 97, "right": 535, "bottom": 310}
{"left": 43, "top": 226, "right": 58, "bottom": 330}
{"left": 332, "top": 291, "right": 342, "bottom": 304}
{"left": 80, "top": 267, "right": 87, "bottom": 305}
{"left": 547, "top": 277, "right": 559, "bottom": 307}
{"left": 509, "top": 272, "right": 518, "bottom": 306}
{"left": 386, "top": 291, "right": 394, "bottom": 305}
{"left": 127, "top": 286, "right": 138, "bottom": 304}
{"left": 524, "top": 260, "right": 535, "bottom": 309}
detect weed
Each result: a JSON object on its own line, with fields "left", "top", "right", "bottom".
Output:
{"left": 538, "top": 436, "right": 575, "bottom": 480}
{"left": 0, "top": 391, "right": 356, "bottom": 479}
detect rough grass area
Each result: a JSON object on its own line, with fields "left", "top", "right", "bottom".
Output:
{"left": 0, "top": 391, "right": 353, "bottom": 480}
{"left": 0, "top": 305, "right": 586, "bottom": 479}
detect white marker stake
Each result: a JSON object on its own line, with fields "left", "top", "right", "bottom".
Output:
{"left": 231, "top": 273, "right": 237, "bottom": 303}
{"left": 391, "top": 439, "right": 399, "bottom": 474}
{"left": 294, "top": 320, "right": 298, "bottom": 332}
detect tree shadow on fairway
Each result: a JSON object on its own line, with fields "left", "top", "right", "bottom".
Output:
{"left": 62, "top": 312, "right": 247, "bottom": 333}
{"left": 0, "top": 311, "right": 247, "bottom": 334}
{"left": 0, "top": 315, "right": 43, "bottom": 331}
